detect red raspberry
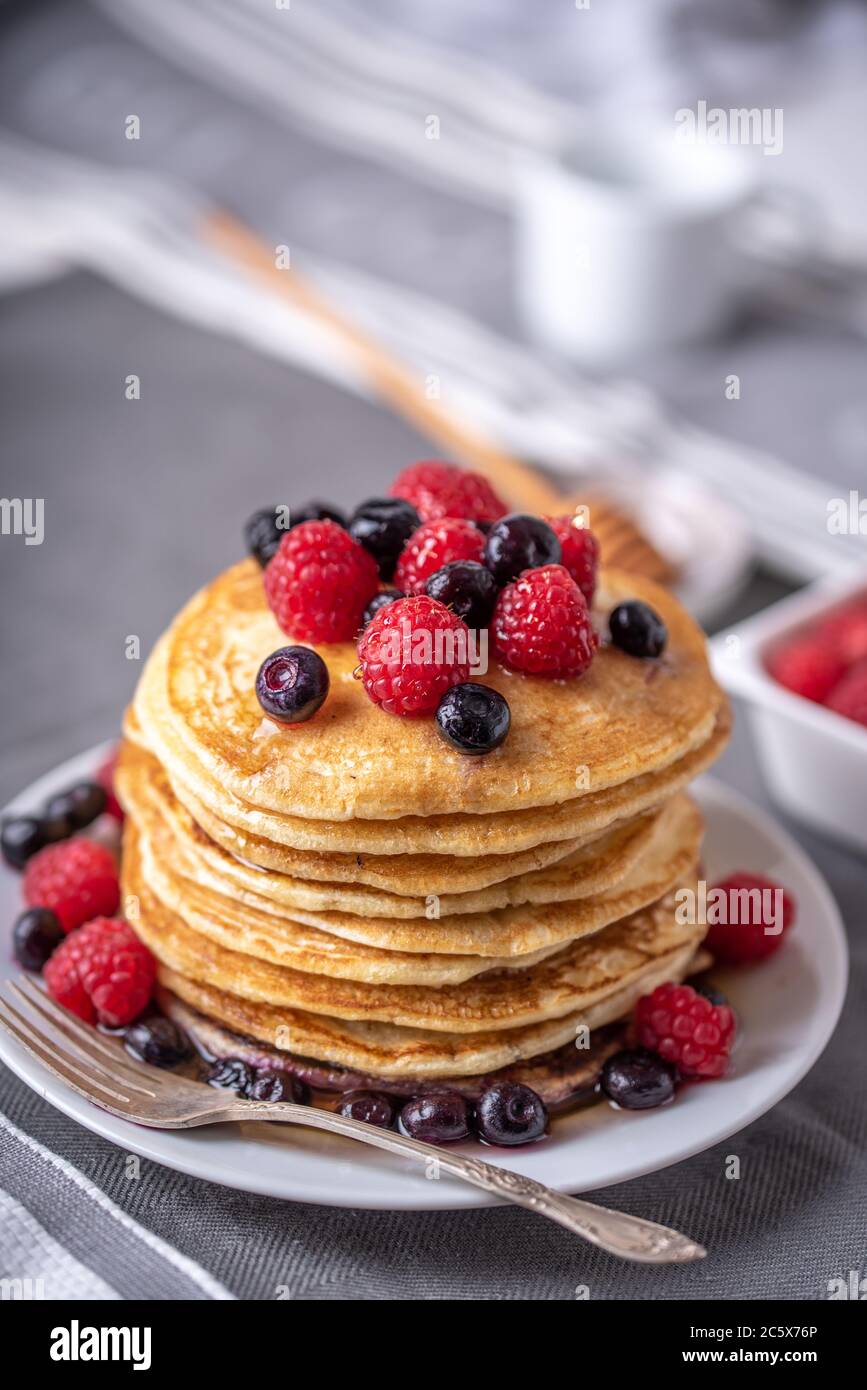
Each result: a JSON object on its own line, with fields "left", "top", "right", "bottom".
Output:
{"left": 390, "top": 461, "right": 507, "bottom": 524}
{"left": 357, "top": 595, "right": 471, "bottom": 715}
{"left": 394, "top": 517, "right": 484, "bottom": 595}
{"left": 96, "top": 745, "right": 124, "bottom": 821}
{"left": 825, "top": 657, "right": 867, "bottom": 728}
{"left": 765, "top": 634, "right": 846, "bottom": 703}
{"left": 705, "top": 872, "right": 796, "bottom": 965}
{"left": 44, "top": 917, "right": 156, "bottom": 1027}
{"left": 264, "top": 519, "right": 378, "bottom": 644}
{"left": 635, "top": 982, "right": 736, "bottom": 1080}
{"left": 23, "top": 839, "right": 119, "bottom": 934}
{"left": 818, "top": 601, "right": 867, "bottom": 665}
{"left": 492, "top": 564, "right": 597, "bottom": 678}
{"left": 545, "top": 516, "right": 599, "bottom": 604}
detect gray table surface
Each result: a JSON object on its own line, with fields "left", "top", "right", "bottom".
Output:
{"left": 1, "top": 0, "right": 866, "bottom": 1300}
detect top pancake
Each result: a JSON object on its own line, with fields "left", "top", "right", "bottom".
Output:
{"left": 127, "top": 697, "right": 730, "bottom": 859}
{"left": 133, "top": 558, "right": 725, "bottom": 824}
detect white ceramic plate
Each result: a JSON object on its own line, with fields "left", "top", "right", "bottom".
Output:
{"left": 0, "top": 748, "right": 847, "bottom": 1210}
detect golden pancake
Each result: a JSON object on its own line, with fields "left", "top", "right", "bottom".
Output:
{"left": 131, "top": 822, "right": 567, "bottom": 985}
{"left": 129, "top": 791, "right": 702, "bottom": 969}
{"left": 123, "top": 829, "right": 703, "bottom": 1034}
{"left": 160, "top": 953, "right": 713, "bottom": 1101}
{"left": 155, "top": 939, "right": 703, "bottom": 1079}
{"left": 119, "top": 724, "right": 594, "bottom": 890}
{"left": 129, "top": 698, "right": 730, "bottom": 859}
{"left": 132, "top": 559, "right": 726, "bottom": 823}
{"left": 157, "top": 990, "right": 628, "bottom": 1105}
{"left": 122, "top": 739, "right": 692, "bottom": 918}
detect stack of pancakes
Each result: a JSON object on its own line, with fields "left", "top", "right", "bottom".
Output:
{"left": 116, "top": 558, "right": 730, "bottom": 1102}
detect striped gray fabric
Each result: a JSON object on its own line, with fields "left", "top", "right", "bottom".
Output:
{"left": 1, "top": 0, "right": 866, "bottom": 1300}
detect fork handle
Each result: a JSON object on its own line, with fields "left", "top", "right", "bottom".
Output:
{"left": 225, "top": 1101, "right": 704, "bottom": 1263}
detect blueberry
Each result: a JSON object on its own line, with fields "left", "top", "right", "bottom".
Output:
{"left": 206, "top": 1057, "right": 255, "bottom": 1093}
{"left": 246, "top": 1070, "right": 308, "bottom": 1104}
{"left": 289, "top": 501, "right": 346, "bottom": 530}
{"left": 599, "top": 1048, "right": 676, "bottom": 1110}
{"left": 42, "top": 782, "right": 107, "bottom": 841}
{"left": 124, "top": 1016, "right": 192, "bottom": 1069}
{"left": 256, "top": 646, "right": 329, "bottom": 724}
{"left": 40, "top": 795, "right": 77, "bottom": 843}
{"left": 337, "top": 1089, "right": 395, "bottom": 1128}
{"left": 67, "top": 781, "right": 108, "bottom": 828}
{"left": 245, "top": 506, "right": 287, "bottom": 567}
{"left": 484, "top": 514, "right": 561, "bottom": 586}
{"left": 348, "top": 498, "right": 421, "bottom": 579}
{"left": 609, "top": 601, "right": 667, "bottom": 658}
{"left": 13, "top": 907, "right": 64, "bottom": 971}
{"left": 362, "top": 588, "right": 403, "bottom": 628}
{"left": 1, "top": 816, "right": 45, "bottom": 870}
{"left": 475, "top": 1082, "right": 548, "bottom": 1146}
{"left": 474, "top": 519, "right": 493, "bottom": 535}
{"left": 398, "top": 1091, "right": 472, "bottom": 1144}
{"left": 425, "top": 560, "right": 498, "bottom": 628}
{"left": 436, "top": 683, "right": 510, "bottom": 755}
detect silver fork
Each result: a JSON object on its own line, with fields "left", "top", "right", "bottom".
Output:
{"left": 0, "top": 976, "right": 704, "bottom": 1264}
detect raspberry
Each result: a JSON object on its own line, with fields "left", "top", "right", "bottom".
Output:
{"left": 96, "top": 746, "right": 124, "bottom": 821}
{"left": 44, "top": 917, "right": 156, "bottom": 1027}
{"left": 264, "top": 519, "right": 378, "bottom": 644}
{"left": 492, "top": 564, "right": 597, "bottom": 678}
{"left": 705, "top": 872, "right": 796, "bottom": 964}
{"left": 390, "top": 461, "right": 507, "bottom": 524}
{"left": 357, "top": 595, "right": 471, "bottom": 715}
{"left": 394, "top": 518, "right": 484, "bottom": 596}
{"left": 825, "top": 658, "right": 867, "bottom": 728}
{"left": 765, "top": 634, "right": 846, "bottom": 703}
{"left": 545, "top": 517, "right": 599, "bottom": 605}
{"left": 23, "top": 839, "right": 119, "bottom": 934}
{"left": 635, "top": 982, "right": 736, "bottom": 1080}
{"left": 818, "top": 601, "right": 867, "bottom": 666}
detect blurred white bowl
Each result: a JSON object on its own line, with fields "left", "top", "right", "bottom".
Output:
{"left": 711, "top": 572, "right": 867, "bottom": 851}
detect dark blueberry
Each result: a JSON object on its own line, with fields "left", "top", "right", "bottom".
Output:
{"left": 42, "top": 782, "right": 108, "bottom": 841}
{"left": 348, "top": 498, "right": 421, "bottom": 579}
{"left": 256, "top": 645, "right": 329, "bottom": 724}
{"left": 206, "top": 1057, "right": 255, "bottom": 1093}
{"left": 600, "top": 1048, "right": 676, "bottom": 1111}
{"left": 475, "top": 1082, "right": 548, "bottom": 1146}
{"left": 362, "top": 588, "right": 403, "bottom": 628}
{"left": 398, "top": 1091, "right": 472, "bottom": 1144}
{"left": 246, "top": 1070, "right": 308, "bottom": 1104}
{"left": 66, "top": 781, "right": 108, "bottom": 829}
{"left": 1, "top": 816, "right": 45, "bottom": 870}
{"left": 609, "top": 601, "right": 667, "bottom": 658}
{"left": 693, "top": 980, "right": 729, "bottom": 1008}
{"left": 13, "top": 907, "right": 64, "bottom": 971}
{"left": 245, "top": 506, "right": 287, "bottom": 567}
{"left": 436, "top": 683, "right": 510, "bottom": 755}
{"left": 483, "top": 513, "right": 561, "bottom": 586}
{"left": 40, "top": 794, "right": 77, "bottom": 843}
{"left": 474, "top": 519, "right": 493, "bottom": 535}
{"left": 425, "top": 560, "right": 498, "bottom": 629}
{"left": 124, "top": 1016, "right": 192, "bottom": 1069}
{"left": 289, "top": 501, "right": 346, "bottom": 530}
{"left": 337, "top": 1089, "right": 396, "bottom": 1128}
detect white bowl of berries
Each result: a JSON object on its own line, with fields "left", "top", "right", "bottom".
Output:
{"left": 711, "top": 571, "right": 867, "bottom": 851}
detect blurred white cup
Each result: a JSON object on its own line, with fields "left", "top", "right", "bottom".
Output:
{"left": 515, "top": 125, "right": 767, "bottom": 363}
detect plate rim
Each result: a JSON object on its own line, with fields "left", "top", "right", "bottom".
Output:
{"left": 0, "top": 745, "right": 849, "bottom": 1210}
